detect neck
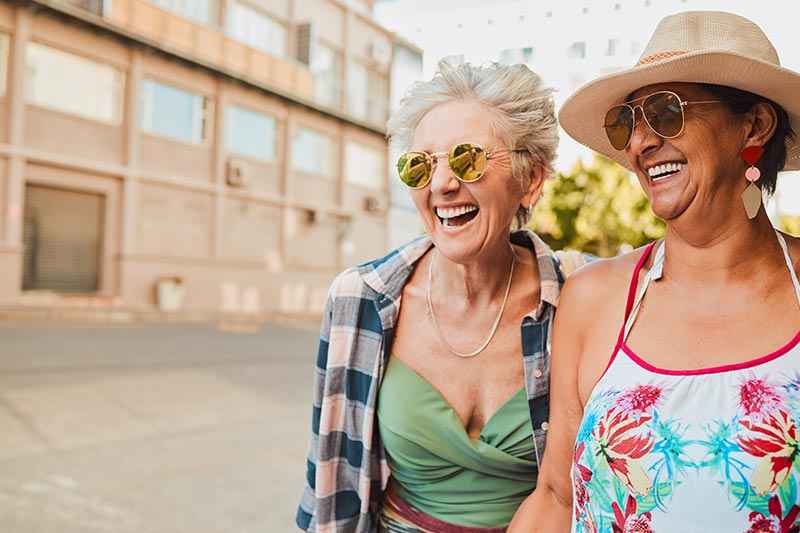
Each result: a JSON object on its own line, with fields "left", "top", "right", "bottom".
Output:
{"left": 431, "top": 244, "right": 516, "bottom": 304}
{"left": 426, "top": 243, "right": 517, "bottom": 358}
{"left": 661, "top": 212, "right": 782, "bottom": 284}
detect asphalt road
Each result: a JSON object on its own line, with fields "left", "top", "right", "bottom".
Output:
{"left": 0, "top": 320, "right": 321, "bottom": 533}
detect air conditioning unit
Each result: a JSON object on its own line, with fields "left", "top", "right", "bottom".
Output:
{"left": 365, "top": 194, "right": 387, "bottom": 212}
{"left": 226, "top": 158, "right": 250, "bottom": 188}
{"left": 304, "top": 208, "right": 320, "bottom": 225}
{"left": 369, "top": 39, "right": 392, "bottom": 67}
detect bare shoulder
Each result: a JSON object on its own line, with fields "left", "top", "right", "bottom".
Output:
{"left": 555, "top": 244, "right": 656, "bottom": 348}
{"left": 556, "top": 244, "right": 656, "bottom": 404}
{"left": 560, "top": 245, "right": 652, "bottom": 313}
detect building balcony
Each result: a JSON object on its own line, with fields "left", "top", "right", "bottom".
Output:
{"left": 38, "top": 0, "right": 392, "bottom": 130}
{"left": 53, "top": 0, "right": 315, "bottom": 102}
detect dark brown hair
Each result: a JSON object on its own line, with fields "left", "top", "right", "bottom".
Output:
{"left": 699, "top": 84, "right": 794, "bottom": 196}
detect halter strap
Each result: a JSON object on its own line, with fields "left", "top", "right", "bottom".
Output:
{"left": 622, "top": 231, "right": 800, "bottom": 343}
{"left": 777, "top": 232, "right": 800, "bottom": 306}
{"left": 622, "top": 241, "right": 664, "bottom": 342}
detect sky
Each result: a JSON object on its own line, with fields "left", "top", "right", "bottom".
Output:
{"left": 374, "top": 0, "right": 800, "bottom": 215}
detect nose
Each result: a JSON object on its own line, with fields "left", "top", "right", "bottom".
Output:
{"left": 626, "top": 106, "right": 661, "bottom": 157}
{"left": 428, "top": 154, "right": 460, "bottom": 195}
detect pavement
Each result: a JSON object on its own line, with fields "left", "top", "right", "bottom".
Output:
{"left": 0, "top": 319, "right": 321, "bottom": 533}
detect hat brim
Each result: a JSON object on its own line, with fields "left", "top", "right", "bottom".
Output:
{"left": 558, "top": 51, "right": 800, "bottom": 171}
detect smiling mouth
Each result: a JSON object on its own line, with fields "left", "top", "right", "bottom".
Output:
{"left": 648, "top": 162, "right": 685, "bottom": 182}
{"left": 436, "top": 205, "right": 479, "bottom": 228}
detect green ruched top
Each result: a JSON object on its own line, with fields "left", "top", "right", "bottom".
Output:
{"left": 376, "top": 356, "right": 537, "bottom": 528}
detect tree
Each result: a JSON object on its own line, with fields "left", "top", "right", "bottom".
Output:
{"left": 780, "top": 214, "right": 800, "bottom": 236}
{"left": 530, "top": 154, "right": 665, "bottom": 258}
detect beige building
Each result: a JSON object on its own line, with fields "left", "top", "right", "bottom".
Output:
{"left": 0, "top": 0, "right": 421, "bottom": 317}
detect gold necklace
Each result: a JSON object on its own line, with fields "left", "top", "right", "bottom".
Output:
{"left": 426, "top": 247, "right": 515, "bottom": 358}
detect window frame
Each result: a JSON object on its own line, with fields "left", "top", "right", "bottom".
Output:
{"left": 347, "top": 60, "right": 369, "bottom": 120}
{"left": 344, "top": 140, "right": 385, "bottom": 190}
{"left": 226, "top": 1, "right": 288, "bottom": 58}
{"left": 139, "top": 77, "right": 210, "bottom": 145}
{"left": 312, "top": 41, "right": 343, "bottom": 109}
{"left": 225, "top": 103, "right": 280, "bottom": 163}
{"left": 0, "top": 33, "right": 9, "bottom": 98}
{"left": 148, "top": 0, "right": 212, "bottom": 25}
{"left": 291, "top": 126, "right": 337, "bottom": 178}
{"left": 24, "top": 41, "right": 125, "bottom": 125}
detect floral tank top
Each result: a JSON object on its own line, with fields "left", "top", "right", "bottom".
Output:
{"left": 572, "top": 234, "right": 800, "bottom": 533}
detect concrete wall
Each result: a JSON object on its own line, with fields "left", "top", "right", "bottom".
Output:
{"left": 0, "top": 0, "right": 411, "bottom": 316}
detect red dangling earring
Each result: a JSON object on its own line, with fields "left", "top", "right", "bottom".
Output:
{"left": 740, "top": 146, "right": 764, "bottom": 219}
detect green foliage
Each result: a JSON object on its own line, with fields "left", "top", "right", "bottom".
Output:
{"left": 780, "top": 214, "right": 800, "bottom": 235}
{"left": 530, "top": 154, "right": 665, "bottom": 258}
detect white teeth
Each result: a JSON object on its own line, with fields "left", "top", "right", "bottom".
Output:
{"left": 648, "top": 163, "right": 685, "bottom": 179}
{"left": 436, "top": 205, "right": 478, "bottom": 219}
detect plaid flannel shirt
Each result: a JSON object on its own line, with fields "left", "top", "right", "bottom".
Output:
{"left": 296, "top": 229, "right": 566, "bottom": 533}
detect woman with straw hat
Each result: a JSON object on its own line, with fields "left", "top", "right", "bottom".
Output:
{"left": 509, "top": 10, "right": 800, "bottom": 533}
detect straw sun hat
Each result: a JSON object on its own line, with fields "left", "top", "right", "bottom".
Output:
{"left": 558, "top": 10, "right": 800, "bottom": 172}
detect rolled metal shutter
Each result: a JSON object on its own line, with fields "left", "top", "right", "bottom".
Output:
{"left": 22, "top": 185, "right": 104, "bottom": 293}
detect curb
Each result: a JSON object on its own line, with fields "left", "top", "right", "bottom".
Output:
{"left": 0, "top": 306, "right": 322, "bottom": 330}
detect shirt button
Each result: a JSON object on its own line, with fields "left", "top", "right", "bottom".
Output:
{"left": 541, "top": 422, "right": 549, "bottom": 431}
{"left": 533, "top": 369, "right": 543, "bottom": 378}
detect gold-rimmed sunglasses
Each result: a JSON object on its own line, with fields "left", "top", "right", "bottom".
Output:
{"left": 604, "top": 90, "right": 728, "bottom": 150}
{"left": 396, "top": 142, "right": 524, "bottom": 189}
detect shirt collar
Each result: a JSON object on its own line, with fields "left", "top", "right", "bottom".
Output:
{"left": 511, "top": 230, "right": 561, "bottom": 320}
{"left": 360, "top": 229, "right": 562, "bottom": 318}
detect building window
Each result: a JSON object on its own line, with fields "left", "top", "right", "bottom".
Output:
{"left": 227, "top": 2, "right": 287, "bottom": 58}
{"left": 148, "top": 0, "right": 211, "bottom": 25}
{"left": 0, "top": 33, "right": 8, "bottom": 96}
{"left": 568, "top": 41, "right": 586, "bottom": 59}
{"left": 313, "top": 43, "right": 343, "bottom": 109}
{"left": 441, "top": 54, "right": 464, "bottom": 65}
{"left": 345, "top": 142, "right": 384, "bottom": 189}
{"left": 606, "top": 38, "right": 620, "bottom": 57}
{"left": 342, "top": 0, "right": 370, "bottom": 16}
{"left": 291, "top": 127, "right": 335, "bottom": 177}
{"left": 499, "top": 46, "right": 534, "bottom": 65}
{"left": 367, "top": 71, "right": 388, "bottom": 125}
{"left": 226, "top": 105, "right": 278, "bottom": 162}
{"left": 139, "top": 78, "right": 207, "bottom": 143}
{"left": 25, "top": 42, "right": 123, "bottom": 124}
{"left": 348, "top": 61, "right": 368, "bottom": 120}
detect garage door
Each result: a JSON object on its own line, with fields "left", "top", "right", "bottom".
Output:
{"left": 22, "top": 185, "right": 104, "bottom": 293}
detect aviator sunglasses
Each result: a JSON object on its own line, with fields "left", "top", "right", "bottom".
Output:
{"left": 396, "top": 142, "right": 523, "bottom": 189}
{"left": 604, "top": 90, "right": 727, "bottom": 150}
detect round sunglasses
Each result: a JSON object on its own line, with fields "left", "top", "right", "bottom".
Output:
{"left": 396, "top": 142, "right": 523, "bottom": 189}
{"left": 604, "top": 90, "right": 727, "bottom": 150}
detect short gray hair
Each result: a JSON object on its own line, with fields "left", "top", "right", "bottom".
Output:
{"left": 387, "top": 61, "right": 558, "bottom": 226}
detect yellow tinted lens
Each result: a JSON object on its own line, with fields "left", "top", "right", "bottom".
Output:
{"left": 643, "top": 91, "right": 683, "bottom": 138}
{"left": 397, "top": 151, "right": 432, "bottom": 188}
{"left": 604, "top": 105, "right": 634, "bottom": 150}
{"left": 449, "top": 143, "right": 486, "bottom": 182}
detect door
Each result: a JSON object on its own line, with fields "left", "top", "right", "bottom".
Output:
{"left": 22, "top": 185, "right": 104, "bottom": 293}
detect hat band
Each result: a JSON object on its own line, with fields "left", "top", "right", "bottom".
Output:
{"left": 636, "top": 50, "right": 688, "bottom": 66}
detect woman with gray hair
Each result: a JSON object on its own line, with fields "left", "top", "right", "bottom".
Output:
{"left": 296, "top": 61, "right": 575, "bottom": 533}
